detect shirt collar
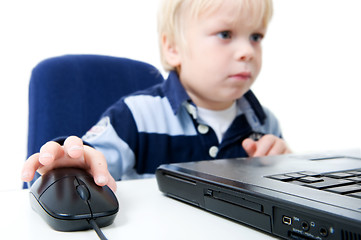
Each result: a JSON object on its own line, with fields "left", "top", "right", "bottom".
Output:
{"left": 163, "top": 71, "right": 192, "bottom": 115}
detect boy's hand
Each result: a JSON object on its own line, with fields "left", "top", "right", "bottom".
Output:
{"left": 21, "top": 136, "right": 117, "bottom": 192}
{"left": 242, "top": 134, "right": 291, "bottom": 157}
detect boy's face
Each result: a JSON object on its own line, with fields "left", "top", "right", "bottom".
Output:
{"left": 168, "top": 1, "right": 266, "bottom": 110}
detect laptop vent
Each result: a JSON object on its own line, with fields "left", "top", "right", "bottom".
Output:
{"left": 341, "top": 230, "right": 361, "bottom": 240}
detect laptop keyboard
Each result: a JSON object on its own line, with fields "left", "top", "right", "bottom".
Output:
{"left": 266, "top": 169, "right": 361, "bottom": 199}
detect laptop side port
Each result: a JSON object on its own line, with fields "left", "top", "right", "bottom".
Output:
{"left": 319, "top": 226, "right": 328, "bottom": 237}
{"left": 282, "top": 216, "right": 292, "bottom": 225}
{"left": 301, "top": 221, "right": 310, "bottom": 231}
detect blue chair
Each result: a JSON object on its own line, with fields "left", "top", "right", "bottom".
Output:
{"left": 25, "top": 54, "right": 164, "bottom": 188}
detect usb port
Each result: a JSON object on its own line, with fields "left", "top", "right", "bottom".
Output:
{"left": 282, "top": 216, "right": 292, "bottom": 225}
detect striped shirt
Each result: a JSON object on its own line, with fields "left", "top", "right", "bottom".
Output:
{"left": 82, "top": 71, "right": 282, "bottom": 181}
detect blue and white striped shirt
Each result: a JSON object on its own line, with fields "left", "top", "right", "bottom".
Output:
{"left": 83, "top": 71, "right": 282, "bottom": 181}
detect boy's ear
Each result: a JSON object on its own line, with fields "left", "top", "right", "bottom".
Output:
{"left": 162, "top": 34, "right": 181, "bottom": 67}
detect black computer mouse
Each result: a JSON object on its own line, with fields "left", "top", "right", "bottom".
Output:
{"left": 29, "top": 167, "right": 119, "bottom": 232}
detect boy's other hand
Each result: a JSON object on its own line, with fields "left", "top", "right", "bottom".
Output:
{"left": 242, "top": 134, "right": 291, "bottom": 157}
{"left": 21, "top": 136, "right": 117, "bottom": 192}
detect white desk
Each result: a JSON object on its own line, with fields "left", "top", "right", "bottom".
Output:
{"left": 0, "top": 178, "right": 276, "bottom": 240}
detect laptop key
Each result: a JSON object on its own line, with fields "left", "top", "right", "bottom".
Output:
{"left": 347, "top": 191, "right": 361, "bottom": 199}
{"left": 325, "top": 184, "right": 361, "bottom": 194}
{"left": 297, "top": 176, "right": 324, "bottom": 184}
{"left": 346, "top": 176, "right": 361, "bottom": 183}
{"left": 284, "top": 172, "right": 306, "bottom": 179}
{"left": 297, "top": 171, "right": 320, "bottom": 177}
{"left": 325, "top": 172, "right": 356, "bottom": 179}
{"left": 347, "top": 170, "right": 361, "bottom": 176}
{"left": 267, "top": 174, "right": 294, "bottom": 182}
{"left": 304, "top": 177, "right": 353, "bottom": 190}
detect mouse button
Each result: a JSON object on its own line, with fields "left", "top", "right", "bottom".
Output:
{"left": 31, "top": 168, "right": 83, "bottom": 198}
{"left": 30, "top": 173, "right": 60, "bottom": 198}
{"left": 76, "top": 175, "right": 119, "bottom": 214}
{"left": 39, "top": 176, "right": 92, "bottom": 219}
{"left": 76, "top": 184, "right": 90, "bottom": 201}
{"left": 88, "top": 185, "right": 119, "bottom": 217}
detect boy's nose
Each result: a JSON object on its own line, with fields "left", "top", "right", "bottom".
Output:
{"left": 235, "top": 41, "right": 254, "bottom": 61}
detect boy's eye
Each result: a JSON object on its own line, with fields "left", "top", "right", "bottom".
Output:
{"left": 217, "top": 31, "right": 232, "bottom": 39}
{"left": 250, "top": 33, "right": 264, "bottom": 43}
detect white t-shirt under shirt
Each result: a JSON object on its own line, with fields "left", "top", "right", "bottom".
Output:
{"left": 197, "top": 102, "right": 237, "bottom": 143}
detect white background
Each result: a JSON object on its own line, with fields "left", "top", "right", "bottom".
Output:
{"left": 0, "top": 0, "right": 360, "bottom": 191}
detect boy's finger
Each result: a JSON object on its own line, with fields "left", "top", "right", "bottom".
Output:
{"left": 39, "top": 141, "right": 65, "bottom": 165}
{"left": 242, "top": 138, "right": 257, "bottom": 157}
{"left": 252, "top": 135, "right": 275, "bottom": 157}
{"left": 107, "top": 176, "right": 117, "bottom": 193}
{"left": 64, "top": 136, "right": 84, "bottom": 159}
{"left": 101, "top": 172, "right": 117, "bottom": 193}
{"left": 83, "top": 146, "right": 113, "bottom": 187}
{"left": 268, "top": 139, "right": 291, "bottom": 156}
{"left": 82, "top": 146, "right": 117, "bottom": 192}
{"left": 21, "top": 153, "right": 42, "bottom": 182}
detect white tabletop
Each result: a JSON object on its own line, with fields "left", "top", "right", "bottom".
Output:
{"left": 0, "top": 178, "right": 276, "bottom": 240}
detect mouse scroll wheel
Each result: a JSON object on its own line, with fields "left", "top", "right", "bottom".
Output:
{"left": 76, "top": 184, "right": 90, "bottom": 201}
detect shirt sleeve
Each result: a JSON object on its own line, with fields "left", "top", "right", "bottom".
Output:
{"left": 261, "top": 107, "right": 283, "bottom": 138}
{"left": 81, "top": 98, "right": 148, "bottom": 181}
{"left": 82, "top": 116, "right": 136, "bottom": 181}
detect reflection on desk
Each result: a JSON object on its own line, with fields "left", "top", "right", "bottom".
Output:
{"left": 0, "top": 178, "right": 276, "bottom": 240}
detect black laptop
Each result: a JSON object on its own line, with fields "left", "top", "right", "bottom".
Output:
{"left": 156, "top": 149, "right": 361, "bottom": 240}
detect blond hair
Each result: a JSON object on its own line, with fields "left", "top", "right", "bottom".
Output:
{"left": 157, "top": 0, "right": 273, "bottom": 72}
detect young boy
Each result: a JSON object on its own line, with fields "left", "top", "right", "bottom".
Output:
{"left": 22, "top": 0, "right": 291, "bottom": 192}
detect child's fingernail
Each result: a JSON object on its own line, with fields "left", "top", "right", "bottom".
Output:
{"left": 39, "top": 152, "right": 53, "bottom": 164}
{"left": 68, "top": 146, "right": 83, "bottom": 158}
{"left": 96, "top": 176, "right": 107, "bottom": 185}
{"left": 22, "top": 171, "right": 30, "bottom": 180}
{"left": 69, "top": 145, "right": 83, "bottom": 152}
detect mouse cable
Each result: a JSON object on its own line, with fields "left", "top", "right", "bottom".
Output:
{"left": 88, "top": 219, "right": 108, "bottom": 240}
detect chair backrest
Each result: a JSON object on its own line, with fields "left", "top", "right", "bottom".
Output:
{"left": 25, "top": 55, "right": 164, "bottom": 187}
